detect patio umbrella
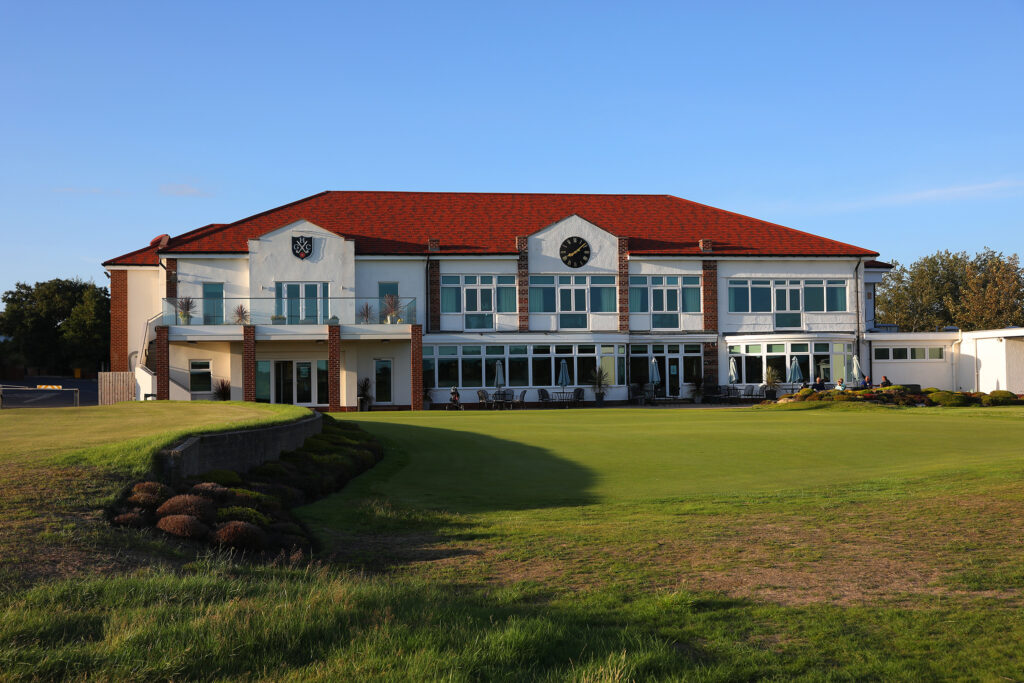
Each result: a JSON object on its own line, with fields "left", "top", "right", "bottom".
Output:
{"left": 728, "top": 357, "right": 739, "bottom": 384}
{"left": 557, "top": 359, "right": 571, "bottom": 389}
{"left": 851, "top": 354, "right": 864, "bottom": 385}
{"left": 494, "top": 360, "right": 505, "bottom": 389}
{"left": 649, "top": 357, "right": 661, "bottom": 386}
{"left": 788, "top": 356, "right": 803, "bottom": 384}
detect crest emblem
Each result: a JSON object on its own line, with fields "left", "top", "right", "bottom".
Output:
{"left": 291, "top": 236, "right": 313, "bottom": 260}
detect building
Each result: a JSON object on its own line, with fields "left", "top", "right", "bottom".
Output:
{"left": 104, "top": 190, "right": 916, "bottom": 409}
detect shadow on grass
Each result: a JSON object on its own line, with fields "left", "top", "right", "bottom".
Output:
{"left": 301, "top": 420, "right": 597, "bottom": 570}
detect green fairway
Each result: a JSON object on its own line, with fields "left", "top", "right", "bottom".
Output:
{"left": 307, "top": 404, "right": 1024, "bottom": 510}
{"left": 4, "top": 403, "right": 1024, "bottom": 680}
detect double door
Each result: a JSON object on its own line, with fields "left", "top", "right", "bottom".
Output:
{"left": 272, "top": 360, "right": 320, "bottom": 405}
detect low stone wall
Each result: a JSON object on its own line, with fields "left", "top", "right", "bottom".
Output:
{"left": 158, "top": 412, "right": 323, "bottom": 483}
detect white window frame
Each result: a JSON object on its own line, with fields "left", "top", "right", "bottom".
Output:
{"left": 189, "top": 359, "right": 213, "bottom": 393}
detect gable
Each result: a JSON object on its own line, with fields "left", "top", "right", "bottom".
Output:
{"left": 528, "top": 215, "right": 619, "bottom": 274}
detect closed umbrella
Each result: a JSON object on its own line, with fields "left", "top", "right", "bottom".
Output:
{"left": 851, "top": 355, "right": 864, "bottom": 386}
{"left": 649, "top": 357, "right": 661, "bottom": 386}
{"left": 494, "top": 360, "right": 505, "bottom": 389}
{"left": 728, "top": 357, "right": 739, "bottom": 384}
{"left": 788, "top": 357, "right": 803, "bottom": 384}
{"left": 557, "top": 359, "right": 571, "bottom": 389}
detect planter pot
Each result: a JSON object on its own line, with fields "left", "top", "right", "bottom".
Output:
{"left": 693, "top": 394, "right": 703, "bottom": 404}
{"left": 271, "top": 317, "right": 286, "bottom": 325}
{"left": 178, "top": 315, "right": 192, "bottom": 325}
{"left": 764, "top": 389, "right": 778, "bottom": 400}
{"left": 594, "top": 394, "right": 605, "bottom": 407}
{"left": 358, "top": 397, "right": 370, "bottom": 412}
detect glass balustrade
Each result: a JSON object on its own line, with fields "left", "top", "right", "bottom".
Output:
{"left": 161, "top": 297, "right": 417, "bottom": 326}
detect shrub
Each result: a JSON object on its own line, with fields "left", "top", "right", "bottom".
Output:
{"left": 214, "top": 378, "right": 232, "bottom": 401}
{"left": 156, "top": 494, "right": 217, "bottom": 524}
{"left": 132, "top": 481, "right": 173, "bottom": 500}
{"left": 922, "top": 387, "right": 940, "bottom": 394}
{"left": 982, "top": 395, "right": 1018, "bottom": 407}
{"left": 125, "top": 492, "right": 163, "bottom": 509}
{"left": 190, "top": 482, "right": 231, "bottom": 502}
{"left": 269, "top": 521, "right": 305, "bottom": 536}
{"left": 194, "top": 469, "right": 243, "bottom": 487}
{"left": 831, "top": 393, "right": 855, "bottom": 402}
{"left": 989, "top": 390, "right": 1017, "bottom": 400}
{"left": 249, "top": 461, "right": 293, "bottom": 480}
{"left": 929, "top": 391, "right": 972, "bottom": 407}
{"left": 157, "top": 514, "right": 210, "bottom": 539}
{"left": 211, "top": 521, "right": 267, "bottom": 550}
{"left": 229, "top": 488, "right": 282, "bottom": 511}
{"left": 113, "top": 511, "right": 147, "bottom": 528}
{"left": 218, "top": 506, "right": 271, "bottom": 526}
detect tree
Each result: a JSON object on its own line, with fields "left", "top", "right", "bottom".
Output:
{"left": 0, "top": 278, "right": 110, "bottom": 373}
{"left": 876, "top": 249, "right": 1024, "bottom": 332}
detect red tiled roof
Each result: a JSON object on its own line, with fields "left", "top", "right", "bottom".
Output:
{"left": 103, "top": 224, "right": 226, "bottom": 266}
{"left": 105, "top": 192, "right": 878, "bottom": 264}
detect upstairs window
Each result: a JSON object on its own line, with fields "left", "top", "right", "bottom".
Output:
{"left": 441, "top": 275, "right": 517, "bottom": 329}
{"left": 275, "top": 282, "right": 329, "bottom": 324}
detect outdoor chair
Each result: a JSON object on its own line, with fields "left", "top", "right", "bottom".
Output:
{"left": 702, "top": 384, "right": 722, "bottom": 403}
{"left": 572, "top": 387, "right": 584, "bottom": 407}
{"left": 629, "top": 384, "right": 645, "bottom": 405}
{"left": 537, "top": 388, "right": 552, "bottom": 406}
{"left": 511, "top": 389, "right": 527, "bottom": 409}
{"left": 643, "top": 383, "right": 657, "bottom": 404}
{"left": 476, "top": 389, "right": 493, "bottom": 409}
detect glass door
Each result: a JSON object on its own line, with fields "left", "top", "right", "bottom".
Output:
{"left": 668, "top": 357, "right": 680, "bottom": 397}
{"left": 273, "top": 361, "right": 293, "bottom": 404}
{"left": 375, "top": 359, "right": 393, "bottom": 404}
{"left": 295, "top": 362, "right": 313, "bottom": 404}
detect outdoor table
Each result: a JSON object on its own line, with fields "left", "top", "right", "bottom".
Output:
{"left": 552, "top": 390, "right": 574, "bottom": 407}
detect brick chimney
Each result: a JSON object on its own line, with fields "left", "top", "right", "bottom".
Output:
{"left": 427, "top": 238, "right": 440, "bottom": 252}
{"left": 699, "top": 238, "right": 713, "bottom": 253}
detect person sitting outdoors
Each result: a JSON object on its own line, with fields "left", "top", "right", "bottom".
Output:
{"left": 811, "top": 376, "right": 826, "bottom": 391}
{"left": 861, "top": 375, "right": 872, "bottom": 389}
{"left": 835, "top": 378, "right": 847, "bottom": 391}
{"left": 879, "top": 376, "right": 892, "bottom": 387}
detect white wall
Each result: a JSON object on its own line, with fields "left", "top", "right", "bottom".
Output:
{"left": 1006, "top": 339, "right": 1024, "bottom": 393}
{"left": 717, "top": 259, "right": 862, "bottom": 334}
{"left": 175, "top": 258, "right": 249, "bottom": 302}
{"left": 248, "top": 220, "right": 355, "bottom": 302}
{"left": 528, "top": 215, "right": 619, "bottom": 274}
{"left": 125, "top": 267, "right": 161, "bottom": 366}
{"left": 870, "top": 357, "right": 952, "bottom": 389}
{"left": 351, "top": 340, "right": 412, "bottom": 407}
{"left": 168, "top": 341, "right": 235, "bottom": 399}
{"left": 354, "top": 260, "right": 427, "bottom": 326}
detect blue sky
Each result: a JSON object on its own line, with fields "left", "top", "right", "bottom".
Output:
{"left": 1, "top": 1, "right": 1022, "bottom": 301}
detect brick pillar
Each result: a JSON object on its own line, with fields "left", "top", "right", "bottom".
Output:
{"left": 242, "top": 325, "right": 256, "bottom": 402}
{"left": 427, "top": 260, "right": 440, "bottom": 332}
{"left": 155, "top": 325, "right": 169, "bottom": 400}
{"left": 516, "top": 236, "right": 529, "bottom": 331}
{"left": 410, "top": 324, "right": 423, "bottom": 410}
{"left": 702, "top": 260, "right": 718, "bottom": 332}
{"left": 703, "top": 341, "right": 720, "bottom": 388}
{"left": 701, "top": 259, "right": 719, "bottom": 387}
{"left": 617, "top": 237, "right": 630, "bottom": 332}
{"left": 165, "top": 258, "right": 178, "bottom": 299}
{"left": 328, "top": 324, "right": 341, "bottom": 411}
{"left": 109, "top": 269, "right": 129, "bottom": 372}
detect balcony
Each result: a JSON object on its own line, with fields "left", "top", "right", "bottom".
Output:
{"left": 162, "top": 297, "right": 417, "bottom": 327}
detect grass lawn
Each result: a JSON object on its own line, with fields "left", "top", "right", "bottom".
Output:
{"left": 3, "top": 403, "right": 1024, "bottom": 680}
{"left": 0, "top": 401, "right": 308, "bottom": 586}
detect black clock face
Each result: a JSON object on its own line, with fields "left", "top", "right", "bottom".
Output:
{"left": 559, "top": 236, "right": 591, "bottom": 268}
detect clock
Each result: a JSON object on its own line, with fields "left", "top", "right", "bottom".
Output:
{"left": 559, "top": 236, "right": 591, "bottom": 268}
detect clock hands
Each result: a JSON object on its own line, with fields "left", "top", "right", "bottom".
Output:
{"left": 567, "top": 244, "right": 587, "bottom": 258}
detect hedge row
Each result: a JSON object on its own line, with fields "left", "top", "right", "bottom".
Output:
{"left": 778, "top": 386, "right": 1023, "bottom": 408}
{"left": 110, "top": 420, "right": 383, "bottom": 555}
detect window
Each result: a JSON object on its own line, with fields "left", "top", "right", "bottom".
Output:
{"left": 419, "top": 343, "right": 627, "bottom": 389}
{"left": 275, "top": 282, "right": 329, "bottom": 323}
{"left": 875, "top": 346, "right": 945, "bottom": 361}
{"left": 464, "top": 275, "right": 493, "bottom": 329}
{"left": 202, "top": 283, "right": 224, "bottom": 324}
{"left": 630, "top": 275, "right": 700, "bottom": 328}
{"left": 442, "top": 275, "right": 517, "bottom": 329}
{"left": 728, "top": 341, "right": 849, "bottom": 384}
{"left": 774, "top": 280, "right": 801, "bottom": 328}
{"left": 189, "top": 360, "right": 212, "bottom": 392}
{"left": 826, "top": 280, "right": 847, "bottom": 312}
{"left": 728, "top": 280, "right": 771, "bottom": 313}
{"left": 529, "top": 276, "right": 556, "bottom": 312}
{"left": 559, "top": 275, "right": 588, "bottom": 328}
{"left": 590, "top": 276, "right": 616, "bottom": 313}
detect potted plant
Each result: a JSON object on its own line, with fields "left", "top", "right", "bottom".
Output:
{"left": 270, "top": 314, "right": 286, "bottom": 325}
{"left": 357, "top": 377, "right": 372, "bottom": 411}
{"left": 232, "top": 304, "right": 250, "bottom": 325}
{"left": 176, "top": 296, "right": 196, "bottom": 324}
{"left": 382, "top": 294, "right": 401, "bottom": 324}
{"left": 357, "top": 302, "right": 374, "bottom": 324}
{"left": 763, "top": 366, "right": 781, "bottom": 400}
{"left": 588, "top": 366, "right": 611, "bottom": 407}
{"left": 327, "top": 315, "right": 340, "bottom": 325}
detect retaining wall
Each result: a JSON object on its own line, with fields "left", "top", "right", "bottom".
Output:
{"left": 158, "top": 411, "right": 323, "bottom": 482}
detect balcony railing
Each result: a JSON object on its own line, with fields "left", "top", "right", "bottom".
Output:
{"left": 162, "top": 297, "right": 417, "bottom": 326}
